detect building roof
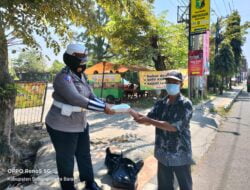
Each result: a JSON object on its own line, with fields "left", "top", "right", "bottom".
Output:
{"left": 85, "top": 62, "right": 154, "bottom": 75}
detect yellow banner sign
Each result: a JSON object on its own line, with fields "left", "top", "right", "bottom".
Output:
{"left": 15, "top": 82, "right": 47, "bottom": 108}
{"left": 191, "top": 0, "right": 210, "bottom": 34}
{"left": 139, "top": 69, "right": 188, "bottom": 91}
{"left": 87, "top": 74, "right": 121, "bottom": 83}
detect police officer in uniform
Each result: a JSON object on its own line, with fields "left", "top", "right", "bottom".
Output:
{"left": 45, "top": 43, "right": 114, "bottom": 190}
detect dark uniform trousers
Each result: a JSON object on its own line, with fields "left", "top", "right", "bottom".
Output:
{"left": 157, "top": 161, "right": 192, "bottom": 190}
{"left": 46, "top": 124, "right": 94, "bottom": 190}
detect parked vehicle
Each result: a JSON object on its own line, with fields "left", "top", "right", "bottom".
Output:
{"left": 247, "top": 75, "right": 250, "bottom": 92}
{"left": 87, "top": 74, "right": 124, "bottom": 103}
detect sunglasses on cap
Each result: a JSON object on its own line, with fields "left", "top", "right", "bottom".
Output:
{"left": 72, "top": 53, "right": 88, "bottom": 63}
{"left": 73, "top": 52, "right": 87, "bottom": 58}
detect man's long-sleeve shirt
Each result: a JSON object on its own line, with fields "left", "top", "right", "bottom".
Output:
{"left": 147, "top": 94, "right": 195, "bottom": 166}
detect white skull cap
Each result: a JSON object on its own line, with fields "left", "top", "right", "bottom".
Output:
{"left": 66, "top": 43, "right": 85, "bottom": 55}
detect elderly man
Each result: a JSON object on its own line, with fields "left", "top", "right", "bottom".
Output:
{"left": 130, "top": 70, "right": 194, "bottom": 190}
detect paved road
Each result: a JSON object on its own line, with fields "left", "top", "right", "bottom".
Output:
{"left": 193, "top": 89, "right": 250, "bottom": 190}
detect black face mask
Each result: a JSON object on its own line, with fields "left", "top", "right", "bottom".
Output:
{"left": 78, "top": 65, "right": 87, "bottom": 72}
{"left": 63, "top": 53, "right": 84, "bottom": 74}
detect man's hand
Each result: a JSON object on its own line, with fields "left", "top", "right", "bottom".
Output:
{"left": 104, "top": 103, "right": 116, "bottom": 115}
{"left": 128, "top": 109, "right": 151, "bottom": 125}
{"left": 134, "top": 115, "right": 151, "bottom": 125}
{"left": 128, "top": 108, "right": 140, "bottom": 119}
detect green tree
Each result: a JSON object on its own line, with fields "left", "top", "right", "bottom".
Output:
{"left": 77, "top": 2, "right": 188, "bottom": 70}
{"left": 208, "top": 20, "right": 223, "bottom": 93}
{"left": 0, "top": 0, "right": 96, "bottom": 167}
{"left": 97, "top": 0, "right": 156, "bottom": 66}
{"left": 152, "top": 14, "right": 188, "bottom": 70}
{"left": 49, "top": 60, "right": 64, "bottom": 75}
{"left": 214, "top": 42, "right": 235, "bottom": 94}
{"left": 12, "top": 50, "right": 47, "bottom": 73}
{"left": 100, "top": 7, "right": 188, "bottom": 70}
{"left": 77, "top": 5, "right": 114, "bottom": 63}
{"left": 224, "top": 11, "right": 249, "bottom": 84}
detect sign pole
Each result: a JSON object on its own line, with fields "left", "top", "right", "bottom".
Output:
{"left": 189, "top": 0, "right": 210, "bottom": 100}
{"left": 100, "top": 61, "right": 106, "bottom": 99}
{"left": 188, "top": 2, "right": 192, "bottom": 99}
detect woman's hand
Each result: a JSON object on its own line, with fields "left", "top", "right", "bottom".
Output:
{"left": 104, "top": 104, "right": 116, "bottom": 115}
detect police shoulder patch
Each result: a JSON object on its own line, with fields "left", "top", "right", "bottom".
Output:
{"left": 64, "top": 75, "right": 72, "bottom": 83}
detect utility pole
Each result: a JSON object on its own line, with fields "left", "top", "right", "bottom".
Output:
{"left": 178, "top": 2, "right": 201, "bottom": 100}
{"left": 188, "top": 4, "right": 195, "bottom": 99}
{"left": 188, "top": 2, "right": 200, "bottom": 100}
{"left": 178, "top": 1, "right": 211, "bottom": 100}
{"left": 188, "top": 4, "right": 192, "bottom": 99}
{"left": 177, "top": 4, "right": 192, "bottom": 97}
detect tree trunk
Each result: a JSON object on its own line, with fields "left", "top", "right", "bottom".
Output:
{"left": 213, "top": 75, "right": 217, "bottom": 94}
{"left": 225, "top": 77, "right": 228, "bottom": 89}
{"left": 229, "top": 77, "right": 232, "bottom": 89}
{"left": 150, "top": 35, "right": 166, "bottom": 71}
{"left": 152, "top": 55, "right": 166, "bottom": 71}
{"left": 0, "top": 22, "right": 23, "bottom": 169}
{"left": 150, "top": 35, "right": 167, "bottom": 97}
{"left": 219, "top": 77, "right": 224, "bottom": 95}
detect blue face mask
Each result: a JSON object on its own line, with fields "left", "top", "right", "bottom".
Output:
{"left": 166, "top": 84, "right": 180, "bottom": 96}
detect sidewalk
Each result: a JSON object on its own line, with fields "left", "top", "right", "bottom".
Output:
{"left": 9, "top": 83, "right": 244, "bottom": 190}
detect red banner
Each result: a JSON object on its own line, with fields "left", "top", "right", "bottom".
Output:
{"left": 188, "top": 50, "right": 203, "bottom": 76}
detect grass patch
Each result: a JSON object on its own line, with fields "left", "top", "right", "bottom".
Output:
{"left": 192, "top": 98, "right": 202, "bottom": 105}
{"left": 209, "top": 106, "right": 218, "bottom": 114}
{"left": 190, "top": 91, "right": 217, "bottom": 105}
{"left": 217, "top": 107, "right": 229, "bottom": 117}
{"left": 209, "top": 106, "right": 229, "bottom": 117}
{"left": 204, "top": 92, "right": 217, "bottom": 101}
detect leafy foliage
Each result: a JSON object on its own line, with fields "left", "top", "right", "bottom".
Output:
{"left": 0, "top": 83, "right": 17, "bottom": 100}
{"left": 76, "top": 5, "right": 114, "bottom": 63}
{"left": 215, "top": 42, "right": 235, "bottom": 76}
{"left": 12, "top": 50, "right": 48, "bottom": 73}
{"left": 154, "top": 14, "right": 188, "bottom": 69}
{"left": 224, "top": 11, "right": 249, "bottom": 73}
{"left": 214, "top": 41, "right": 235, "bottom": 94}
{"left": 97, "top": 0, "right": 155, "bottom": 65}
{"left": 209, "top": 11, "right": 249, "bottom": 92}
{"left": 49, "top": 60, "right": 64, "bottom": 74}
{"left": 96, "top": 6, "right": 188, "bottom": 69}
{"left": 1, "top": 0, "right": 98, "bottom": 54}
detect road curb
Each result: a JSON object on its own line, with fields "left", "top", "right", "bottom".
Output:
{"left": 224, "top": 88, "right": 244, "bottom": 111}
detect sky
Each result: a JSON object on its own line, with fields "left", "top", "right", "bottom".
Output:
{"left": 11, "top": 0, "right": 250, "bottom": 69}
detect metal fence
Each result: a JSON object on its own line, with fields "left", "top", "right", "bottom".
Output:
{"left": 14, "top": 81, "right": 48, "bottom": 125}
